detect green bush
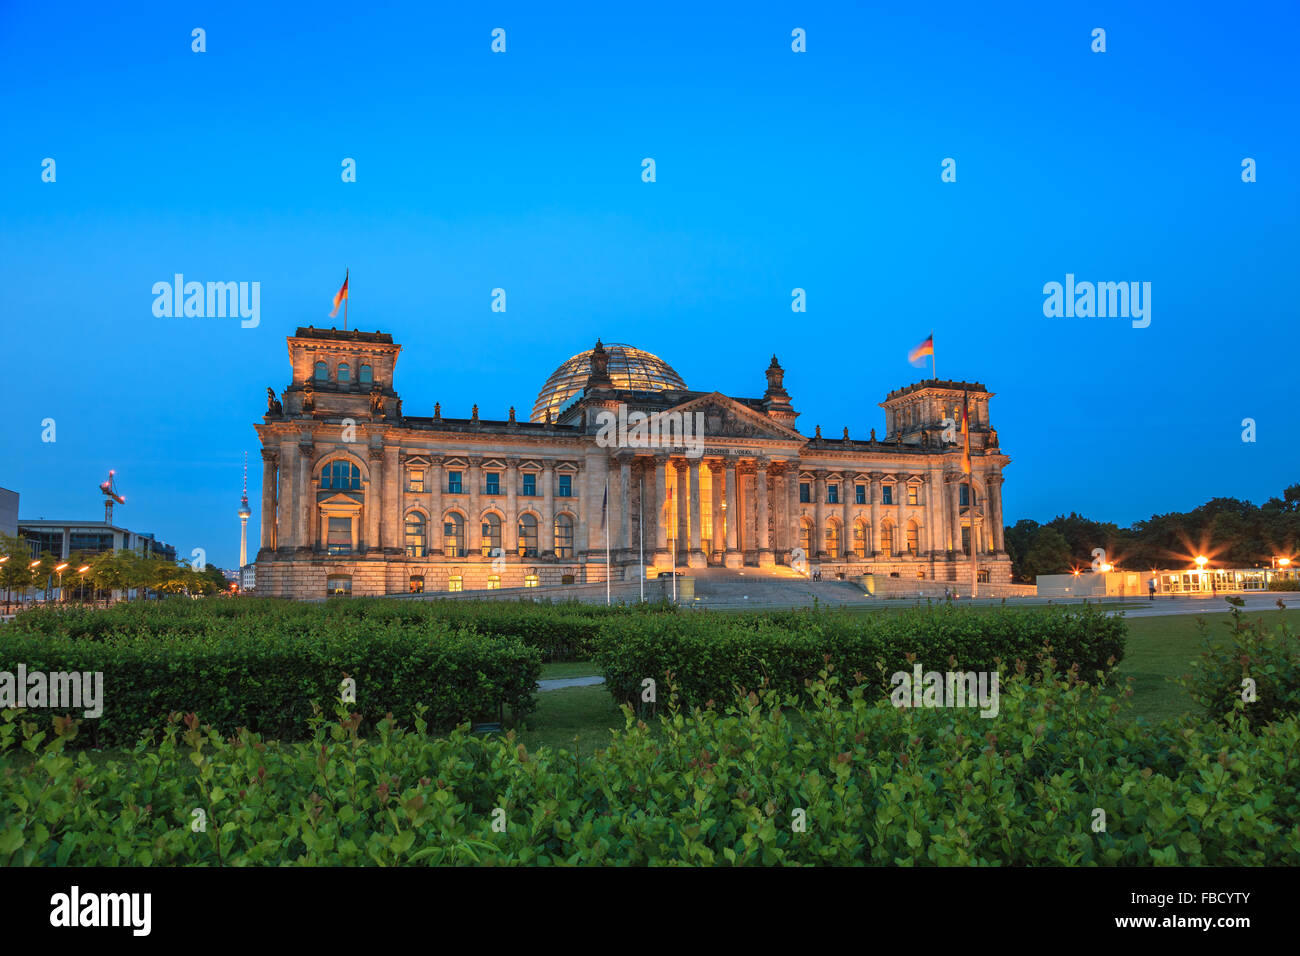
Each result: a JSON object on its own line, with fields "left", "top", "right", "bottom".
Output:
{"left": 594, "top": 604, "right": 1127, "bottom": 709}
{"left": 0, "top": 615, "right": 540, "bottom": 747}
{"left": 3, "top": 665, "right": 1296, "bottom": 865}
{"left": 1269, "top": 579, "right": 1299, "bottom": 592}
{"left": 1184, "top": 606, "right": 1300, "bottom": 727}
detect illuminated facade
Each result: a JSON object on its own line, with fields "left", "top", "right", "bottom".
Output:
{"left": 254, "top": 327, "right": 1013, "bottom": 598}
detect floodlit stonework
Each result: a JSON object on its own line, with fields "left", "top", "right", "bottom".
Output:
{"left": 254, "top": 327, "right": 1012, "bottom": 598}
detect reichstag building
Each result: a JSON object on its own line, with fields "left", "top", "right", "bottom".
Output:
{"left": 253, "top": 327, "right": 1011, "bottom": 597}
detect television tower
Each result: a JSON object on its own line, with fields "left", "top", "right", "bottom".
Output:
{"left": 238, "top": 452, "right": 252, "bottom": 568}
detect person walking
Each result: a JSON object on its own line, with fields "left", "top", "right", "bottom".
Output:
{"left": 1147, "top": 576, "right": 1156, "bottom": 601}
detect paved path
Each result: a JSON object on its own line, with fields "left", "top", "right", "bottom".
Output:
{"left": 537, "top": 676, "right": 605, "bottom": 692}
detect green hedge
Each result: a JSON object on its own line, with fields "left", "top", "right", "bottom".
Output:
{"left": 3, "top": 668, "right": 1297, "bottom": 865}
{"left": 594, "top": 603, "right": 1127, "bottom": 708}
{"left": 1185, "top": 608, "right": 1300, "bottom": 726}
{"left": 0, "top": 617, "right": 540, "bottom": 747}
{"left": 7, "top": 597, "right": 676, "bottom": 663}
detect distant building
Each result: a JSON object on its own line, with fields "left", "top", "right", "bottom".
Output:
{"left": 240, "top": 564, "right": 256, "bottom": 592}
{"left": 0, "top": 487, "right": 17, "bottom": 537}
{"left": 1038, "top": 567, "right": 1298, "bottom": 597}
{"left": 18, "top": 520, "right": 177, "bottom": 564}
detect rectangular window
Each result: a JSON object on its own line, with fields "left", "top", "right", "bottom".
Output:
{"left": 522, "top": 473, "right": 536, "bottom": 496}
{"left": 327, "top": 517, "right": 351, "bottom": 555}
{"left": 447, "top": 471, "right": 462, "bottom": 494}
{"left": 485, "top": 472, "right": 500, "bottom": 495}
{"left": 855, "top": 484, "right": 866, "bottom": 505}
{"left": 827, "top": 483, "right": 839, "bottom": 504}
{"left": 558, "top": 474, "right": 572, "bottom": 497}
{"left": 408, "top": 470, "right": 424, "bottom": 493}
{"left": 882, "top": 486, "right": 893, "bottom": 505}
{"left": 908, "top": 486, "right": 918, "bottom": 506}
{"left": 959, "top": 485, "right": 970, "bottom": 507}
{"left": 799, "top": 482, "right": 810, "bottom": 503}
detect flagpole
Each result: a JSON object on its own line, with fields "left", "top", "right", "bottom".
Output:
{"left": 639, "top": 478, "right": 645, "bottom": 603}
{"left": 931, "top": 333, "right": 936, "bottom": 381}
{"left": 605, "top": 480, "right": 611, "bottom": 606}
{"left": 343, "top": 268, "right": 348, "bottom": 331}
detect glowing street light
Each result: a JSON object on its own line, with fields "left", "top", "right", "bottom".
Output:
{"left": 1194, "top": 555, "right": 1208, "bottom": 569}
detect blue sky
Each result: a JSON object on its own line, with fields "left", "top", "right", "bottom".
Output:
{"left": 2, "top": 1, "right": 1296, "bottom": 568}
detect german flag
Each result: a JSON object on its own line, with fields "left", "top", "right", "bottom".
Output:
{"left": 329, "top": 271, "right": 349, "bottom": 318}
{"left": 961, "top": 391, "right": 972, "bottom": 475}
{"left": 908, "top": 333, "right": 934, "bottom": 367}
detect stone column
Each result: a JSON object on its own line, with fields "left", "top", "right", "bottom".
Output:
{"left": 366, "top": 447, "right": 384, "bottom": 553}
{"left": 541, "top": 461, "right": 556, "bottom": 558}
{"left": 688, "top": 460, "right": 706, "bottom": 567}
{"left": 653, "top": 455, "right": 669, "bottom": 560}
{"left": 709, "top": 462, "right": 724, "bottom": 560}
{"left": 784, "top": 466, "right": 799, "bottom": 563}
{"left": 428, "top": 456, "right": 444, "bottom": 556}
{"left": 298, "top": 441, "right": 316, "bottom": 553}
{"left": 505, "top": 457, "right": 519, "bottom": 555}
{"left": 619, "top": 456, "right": 632, "bottom": 554}
{"left": 987, "top": 474, "right": 1005, "bottom": 552}
{"left": 753, "top": 461, "right": 771, "bottom": 566}
{"left": 948, "top": 476, "right": 962, "bottom": 555}
{"left": 382, "top": 444, "right": 400, "bottom": 554}
{"left": 277, "top": 440, "right": 297, "bottom": 553}
{"left": 576, "top": 458, "right": 591, "bottom": 560}
{"left": 260, "top": 449, "right": 278, "bottom": 552}
{"left": 467, "top": 457, "right": 482, "bottom": 556}
{"left": 897, "top": 475, "right": 909, "bottom": 557}
{"left": 868, "top": 472, "right": 882, "bottom": 556}
{"left": 841, "top": 474, "right": 852, "bottom": 562}
{"left": 812, "top": 470, "right": 827, "bottom": 558}
{"left": 723, "top": 460, "right": 740, "bottom": 567}
{"left": 675, "top": 460, "right": 688, "bottom": 562}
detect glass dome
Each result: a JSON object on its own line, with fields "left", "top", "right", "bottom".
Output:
{"left": 531, "top": 344, "right": 688, "bottom": 423}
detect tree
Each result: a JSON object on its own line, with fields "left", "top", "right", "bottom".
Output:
{"left": 1021, "top": 528, "right": 1072, "bottom": 582}
{"left": 0, "top": 533, "right": 34, "bottom": 610}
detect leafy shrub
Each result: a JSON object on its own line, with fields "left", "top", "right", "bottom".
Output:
{"left": 1269, "top": 579, "right": 1299, "bottom": 592}
{"left": 0, "top": 617, "right": 540, "bottom": 747}
{"left": 1184, "top": 604, "right": 1300, "bottom": 726}
{"left": 594, "top": 603, "right": 1126, "bottom": 709}
{"left": 3, "top": 665, "right": 1297, "bottom": 865}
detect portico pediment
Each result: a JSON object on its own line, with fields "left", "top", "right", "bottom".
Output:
{"left": 666, "top": 392, "right": 804, "bottom": 444}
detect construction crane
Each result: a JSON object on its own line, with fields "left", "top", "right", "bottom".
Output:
{"left": 99, "top": 469, "right": 125, "bottom": 524}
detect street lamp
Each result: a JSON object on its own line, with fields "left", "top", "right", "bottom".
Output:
{"left": 55, "top": 563, "right": 68, "bottom": 603}
{"left": 1194, "top": 555, "right": 1209, "bottom": 595}
{"left": 77, "top": 565, "right": 90, "bottom": 604}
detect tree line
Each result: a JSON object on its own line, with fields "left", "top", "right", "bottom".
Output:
{"left": 1004, "top": 484, "right": 1300, "bottom": 583}
{"left": 0, "top": 533, "right": 230, "bottom": 605}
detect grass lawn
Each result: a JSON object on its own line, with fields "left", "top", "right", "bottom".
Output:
{"left": 515, "top": 608, "right": 1299, "bottom": 753}
{"left": 1118, "top": 607, "right": 1295, "bottom": 724}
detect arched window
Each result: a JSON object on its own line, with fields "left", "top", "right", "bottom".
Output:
{"left": 854, "top": 520, "right": 868, "bottom": 559}
{"left": 337, "top": 363, "right": 351, "bottom": 384}
{"left": 405, "top": 512, "right": 426, "bottom": 557}
{"left": 443, "top": 513, "right": 465, "bottom": 558}
{"left": 960, "top": 483, "right": 976, "bottom": 508}
{"left": 481, "top": 514, "right": 502, "bottom": 556}
{"left": 518, "top": 514, "right": 538, "bottom": 557}
{"left": 554, "top": 514, "right": 574, "bottom": 559}
{"left": 359, "top": 365, "right": 373, "bottom": 384}
{"left": 906, "top": 520, "right": 920, "bottom": 555}
{"left": 321, "top": 460, "right": 362, "bottom": 490}
{"left": 314, "top": 362, "right": 328, "bottom": 381}
{"left": 799, "top": 518, "right": 813, "bottom": 557}
{"left": 825, "top": 521, "right": 840, "bottom": 558}
{"left": 881, "top": 523, "right": 895, "bottom": 556}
